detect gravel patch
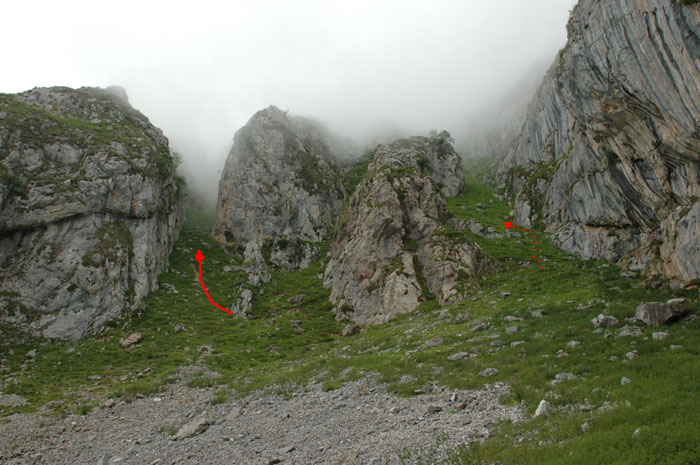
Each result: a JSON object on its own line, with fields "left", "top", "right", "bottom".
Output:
{"left": 0, "top": 372, "right": 524, "bottom": 464}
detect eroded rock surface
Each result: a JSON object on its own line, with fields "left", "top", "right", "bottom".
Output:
{"left": 0, "top": 86, "right": 184, "bottom": 341}
{"left": 496, "top": 1, "right": 700, "bottom": 280}
{"left": 325, "top": 135, "right": 488, "bottom": 324}
{"left": 212, "top": 105, "right": 345, "bottom": 255}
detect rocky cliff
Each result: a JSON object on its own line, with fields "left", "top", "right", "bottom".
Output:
{"left": 325, "top": 134, "right": 488, "bottom": 325}
{"left": 496, "top": 0, "right": 700, "bottom": 281}
{"left": 212, "top": 106, "right": 346, "bottom": 271}
{"left": 0, "top": 86, "right": 185, "bottom": 341}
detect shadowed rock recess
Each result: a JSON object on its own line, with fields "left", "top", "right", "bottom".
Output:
{"left": 0, "top": 86, "right": 185, "bottom": 341}
{"left": 212, "top": 106, "right": 345, "bottom": 271}
{"left": 496, "top": 0, "right": 700, "bottom": 280}
{"left": 325, "top": 134, "right": 490, "bottom": 324}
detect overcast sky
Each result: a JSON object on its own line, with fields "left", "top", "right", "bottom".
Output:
{"left": 1, "top": 0, "right": 576, "bottom": 201}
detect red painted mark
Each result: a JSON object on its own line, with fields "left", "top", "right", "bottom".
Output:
{"left": 195, "top": 250, "right": 233, "bottom": 316}
{"left": 504, "top": 221, "right": 545, "bottom": 270}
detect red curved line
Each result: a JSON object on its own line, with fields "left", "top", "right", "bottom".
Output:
{"left": 198, "top": 261, "right": 233, "bottom": 315}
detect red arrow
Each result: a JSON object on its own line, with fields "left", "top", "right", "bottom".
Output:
{"left": 195, "top": 250, "right": 233, "bottom": 316}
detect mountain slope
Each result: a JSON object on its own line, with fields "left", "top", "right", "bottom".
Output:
{"left": 2, "top": 162, "right": 698, "bottom": 464}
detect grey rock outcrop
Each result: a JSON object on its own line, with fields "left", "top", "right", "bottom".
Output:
{"left": 212, "top": 106, "right": 345, "bottom": 265}
{"left": 324, "top": 135, "right": 488, "bottom": 325}
{"left": 0, "top": 86, "right": 184, "bottom": 341}
{"left": 230, "top": 288, "right": 253, "bottom": 318}
{"left": 496, "top": 0, "right": 700, "bottom": 280}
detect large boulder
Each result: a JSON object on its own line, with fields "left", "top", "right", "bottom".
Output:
{"left": 635, "top": 302, "right": 690, "bottom": 327}
{"left": 495, "top": 0, "right": 700, "bottom": 280}
{"left": 0, "top": 86, "right": 185, "bottom": 341}
{"left": 324, "top": 135, "right": 489, "bottom": 324}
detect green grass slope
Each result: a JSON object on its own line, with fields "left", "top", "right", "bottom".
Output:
{"left": 1, "top": 159, "right": 698, "bottom": 464}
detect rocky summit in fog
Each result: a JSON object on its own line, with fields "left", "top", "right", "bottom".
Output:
{"left": 325, "top": 134, "right": 489, "bottom": 325}
{"left": 496, "top": 0, "right": 700, "bottom": 281}
{"left": 212, "top": 106, "right": 345, "bottom": 271}
{"left": 0, "top": 86, "right": 185, "bottom": 341}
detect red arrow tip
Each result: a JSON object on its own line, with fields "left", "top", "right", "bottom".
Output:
{"left": 195, "top": 250, "right": 204, "bottom": 262}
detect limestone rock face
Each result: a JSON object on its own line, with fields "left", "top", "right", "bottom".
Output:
{"left": 0, "top": 86, "right": 185, "bottom": 341}
{"left": 324, "top": 135, "right": 488, "bottom": 325}
{"left": 212, "top": 106, "right": 345, "bottom": 256}
{"left": 496, "top": 0, "right": 700, "bottom": 280}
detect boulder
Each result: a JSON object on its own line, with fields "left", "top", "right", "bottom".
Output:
{"left": 173, "top": 417, "right": 209, "bottom": 440}
{"left": 591, "top": 314, "right": 619, "bottom": 328}
{"left": 534, "top": 400, "right": 553, "bottom": 417}
{"left": 341, "top": 324, "right": 359, "bottom": 336}
{"left": 635, "top": 302, "right": 690, "bottom": 327}
{"left": 120, "top": 332, "right": 143, "bottom": 348}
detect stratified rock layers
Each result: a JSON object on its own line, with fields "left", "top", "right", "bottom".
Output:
{"left": 496, "top": 0, "right": 700, "bottom": 280}
{"left": 325, "top": 135, "right": 487, "bottom": 324}
{"left": 0, "top": 86, "right": 185, "bottom": 341}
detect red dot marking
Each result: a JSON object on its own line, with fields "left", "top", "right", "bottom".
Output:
{"left": 505, "top": 221, "right": 513, "bottom": 229}
{"left": 542, "top": 266, "right": 545, "bottom": 270}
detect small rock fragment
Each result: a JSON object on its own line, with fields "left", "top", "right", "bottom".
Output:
{"left": 426, "top": 405, "right": 442, "bottom": 414}
{"left": 478, "top": 367, "right": 498, "bottom": 377}
{"left": 505, "top": 325, "right": 519, "bottom": 335}
{"left": 592, "top": 314, "right": 618, "bottom": 328}
{"left": 424, "top": 336, "right": 444, "bottom": 347}
{"left": 618, "top": 325, "right": 642, "bottom": 337}
{"left": 534, "top": 400, "right": 553, "bottom": 417}
{"left": 120, "top": 332, "right": 143, "bottom": 348}
{"left": 288, "top": 293, "right": 306, "bottom": 305}
{"left": 621, "top": 377, "right": 632, "bottom": 385}
{"left": 173, "top": 418, "right": 210, "bottom": 440}
{"left": 448, "top": 352, "right": 470, "bottom": 361}
{"left": 652, "top": 331, "right": 669, "bottom": 340}
{"left": 341, "top": 324, "right": 359, "bottom": 336}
